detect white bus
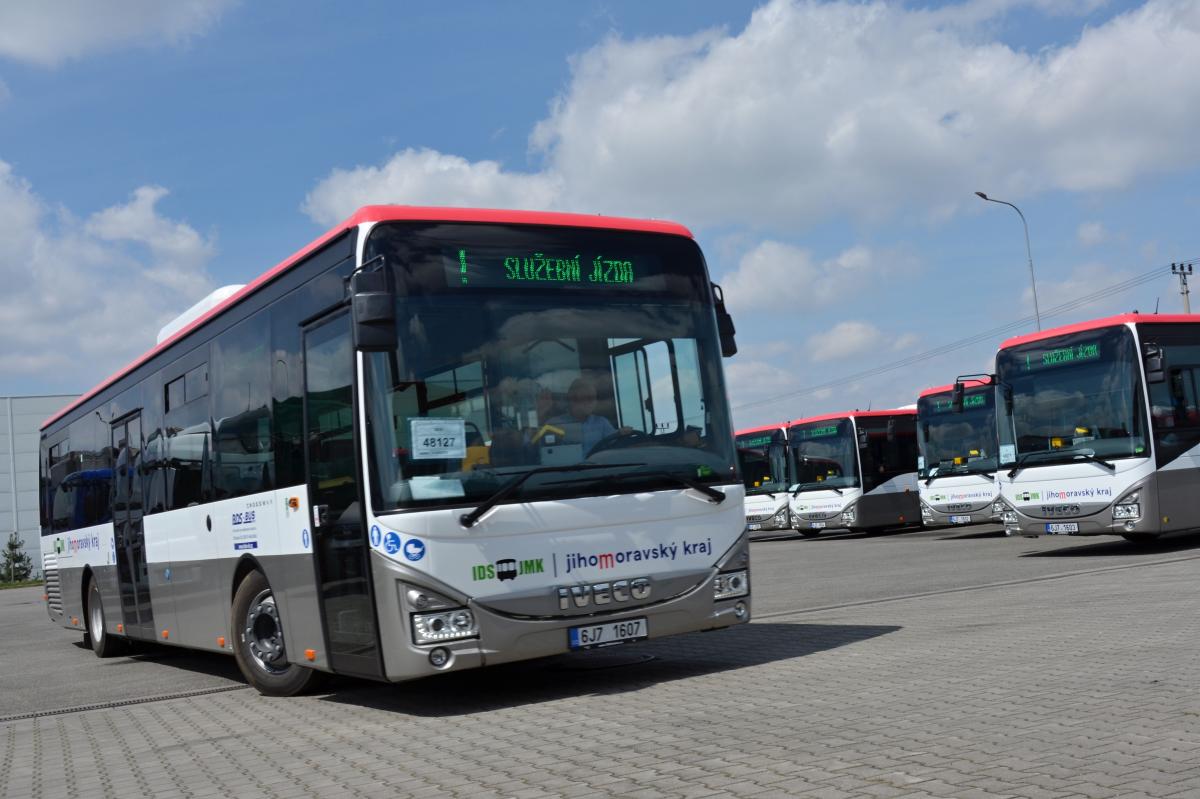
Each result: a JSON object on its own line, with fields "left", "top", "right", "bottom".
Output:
{"left": 916, "top": 379, "right": 999, "bottom": 528}
{"left": 788, "top": 410, "right": 920, "bottom": 536}
{"left": 734, "top": 423, "right": 792, "bottom": 536}
{"left": 992, "top": 313, "right": 1200, "bottom": 542}
{"left": 40, "top": 206, "right": 751, "bottom": 695}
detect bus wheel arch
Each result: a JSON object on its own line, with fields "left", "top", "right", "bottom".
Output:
{"left": 230, "top": 567, "right": 323, "bottom": 696}
{"left": 230, "top": 555, "right": 264, "bottom": 607}
{"left": 83, "top": 568, "right": 124, "bottom": 657}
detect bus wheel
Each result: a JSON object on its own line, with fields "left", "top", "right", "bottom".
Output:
{"left": 232, "top": 570, "right": 323, "bottom": 696}
{"left": 86, "top": 576, "right": 125, "bottom": 658}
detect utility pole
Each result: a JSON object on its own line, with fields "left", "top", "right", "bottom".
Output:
{"left": 1172, "top": 262, "right": 1193, "bottom": 314}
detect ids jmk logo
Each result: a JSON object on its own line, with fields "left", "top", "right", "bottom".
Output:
{"left": 472, "top": 557, "right": 545, "bottom": 582}
{"left": 1017, "top": 491, "right": 1042, "bottom": 502}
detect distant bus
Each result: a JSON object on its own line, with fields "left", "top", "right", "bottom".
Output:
{"left": 916, "top": 379, "right": 999, "bottom": 527}
{"left": 734, "top": 424, "right": 792, "bottom": 535}
{"left": 40, "top": 205, "right": 750, "bottom": 695}
{"left": 993, "top": 313, "right": 1199, "bottom": 542}
{"left": 788, "top": 410, "right": 920, "bottom": 535}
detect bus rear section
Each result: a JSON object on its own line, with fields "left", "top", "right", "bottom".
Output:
{"left": 995, "top": 313, "right": 1200, "bottom": 542}
{"left": 787, "top": 410, "right": 920, "bottom": 535}
{"left": 735, "top": 424, "right": 792, "bottom": 536}
{"left": 39, "top": 206, "right": 751, "bottom": 694}
{"left": 916, "top": 380, "right": 999, "bottom": 528}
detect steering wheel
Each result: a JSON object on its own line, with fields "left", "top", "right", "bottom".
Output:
{"left": 587, "top": 429, "right": 651, "bottom": 456}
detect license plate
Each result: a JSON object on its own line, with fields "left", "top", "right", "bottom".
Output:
{"left": 949, "top": 515, "right": 972, "bottom": 524}
{"left": 810, "top": 521, "right": 826, "bottom": 529}
{"left": 568, "top": 617, "right": 648, "bottom": 650}
{"left": 1046, "top": 522, "right": 1079, "bottom": 534}
{"left": 747, "top": 523, "right": 761, "bottom": 530}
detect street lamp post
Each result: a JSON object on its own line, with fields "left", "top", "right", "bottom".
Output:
{"left": 976, "top": 191, "right": 1041, "bottom": 331}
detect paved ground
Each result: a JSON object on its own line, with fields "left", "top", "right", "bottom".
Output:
{"left": 3, "top": 525, "right": 1200, "bottom": 798}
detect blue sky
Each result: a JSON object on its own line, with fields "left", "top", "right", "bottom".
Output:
{"left": 1, "top": 0, "right": 1196, "bottom": 429}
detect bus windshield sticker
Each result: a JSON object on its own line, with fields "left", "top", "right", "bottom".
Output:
{"left": 999, "top": 444, "right": 1016, "bottom": 464}
{"left": 410, "top": 418, "right": 467, "bottom": 460}
{"left": 409, "top": 475, "right": 466, "bottom": 500}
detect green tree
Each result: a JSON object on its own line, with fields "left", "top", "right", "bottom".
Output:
{"left": 3, "top": 532, "right": 33, "bottom": 582}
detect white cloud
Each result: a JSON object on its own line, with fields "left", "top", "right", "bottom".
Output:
{"left": 302, "top": 148, "right": 560, "bottom": 227}
{"left": 1077, "top": 221, "right": 1107, "bottom": 246}
{"left": 0, "top": 1, "right": 235, "bottom": 67}
{"left": 807, "top": 320, "right": 885, "bottom": 363}
{"left": 721, "top": 241, "right": 876, "bottom": 312}
{"left": 724, "top": 359, "right": 806, "bottom": 424}
{"left": 0, "top": 161, "right": 216, "bottom": 383}
{"left": 306, "top": 0, "right": 1200, "bottom": 231}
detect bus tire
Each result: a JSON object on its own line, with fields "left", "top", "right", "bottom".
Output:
{"left": 232, "top": 570, "right": 323, "bottom": 696}
{"left": 86, "top": 575, "right": 125, "bottom": 658}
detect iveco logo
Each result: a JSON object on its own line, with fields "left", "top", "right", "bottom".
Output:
{"left": 946, "top": 503, "right": 972, "bottom": 512}
{"left": 1041, "top": 504, "right": 1081, "bottom": 516}
{"left": 558, "top": 578, "right": 651, "bottom": 610}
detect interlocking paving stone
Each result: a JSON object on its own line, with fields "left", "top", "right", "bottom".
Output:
{"left": 4, "top": 540, "right": 1200, "bottom": 798}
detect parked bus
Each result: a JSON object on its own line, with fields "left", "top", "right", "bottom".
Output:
{"left": 916, "top": 379, "right": 999, "bottom": 527}
{"left": 40, "top": 206, "right": 750, "bottom": 695}
{"left": 992, "top": 313, "right": 1199, "bottom": 542}
{"left": 788, "top": 409, "right": 920, "bottom": 535}
{"left": 734, "top": 423, "right": 792, "bottom": 535}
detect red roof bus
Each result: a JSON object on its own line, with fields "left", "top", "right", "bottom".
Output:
{"left": 993, "top": 313, "right": 1200, "bottom": 542}
{"left": 734, "top": 422, "right": 792, "bottom": 535}
{"left": 39, "top": 205, "right": 750, "bottom": 694}
{"left": 787, "top": 409, "right": 920, "bottom": 535}
{"left": 916, "top": 378, "right": 999, "bottom": 528}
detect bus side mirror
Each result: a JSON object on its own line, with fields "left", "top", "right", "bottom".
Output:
{"left": 1144, "top": 343, "right": 1165, "bottom": 384}
{"left": 350, "top": 259, "right": 396, "bottom": 352}
{"left": 711, "top": 283, "right": 738, "bottom": 358}
{"left": 951, "top": 382, "right": 965, "bottom": 413}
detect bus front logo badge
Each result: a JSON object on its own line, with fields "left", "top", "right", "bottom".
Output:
{"left": 558, "top": 578, "right": 651, "bottom": 610}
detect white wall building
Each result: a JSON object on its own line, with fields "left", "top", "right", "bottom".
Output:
{"left": 2, "top": 395, "right": 76, "bottom": 580}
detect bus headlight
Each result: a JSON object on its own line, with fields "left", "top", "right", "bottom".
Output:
{"left": 841, "top": 503, "right": 857, "bottom": 526}
{"left": 772, "top": 508, "right": 789, "bottom": 528}
{"left": 1112, "top": 505, "right": 1140, "bottom": 520}
{"left": 992, "top": 499, "right": 1006, "bottom": 515}
{"left": 412, "top": 608, "right": 478, "bottom": 644}
{"left": 714, "top": 570, "right": 749, "bottom": 600}
{"left": 921, "top": 502, "right": 934, "bottom": 521}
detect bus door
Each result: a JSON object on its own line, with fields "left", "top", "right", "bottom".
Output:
{"left": 112, "top": 413, "right": 154, "bottom": 638}
{"left": 302, "top": 313, "right": 384, "bottom": 679}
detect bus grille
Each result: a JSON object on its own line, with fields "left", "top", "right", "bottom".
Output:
{"left": 746, "top": 512, "right": 774, "bottom": 522}
{"left": 43, "top": 554, "right": 63, "bottom": 614}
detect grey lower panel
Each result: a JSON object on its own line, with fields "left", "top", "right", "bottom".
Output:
{"left": 856, "top": 493, "right": 921, "bottom": 529}
{"left": 923, "top": 507, "right": 997, "bottom": 528}
{"left": 1013, "top": 477, "right": 1158, "bottom": 537}
{"left": 370, "top": 547, "right": 751, "bottom": 684}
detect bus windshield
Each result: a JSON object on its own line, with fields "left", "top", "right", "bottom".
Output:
{"left": 996, "top": 325, "right": 1149, "bottom": 467}
{"left": 361, "top": 223, "right": 737, "bottom": 512}
{"left": 788, "top": 418, "right": 859, "bottom": 491}
{"left": 735, "top": 431, "right": 788, "bottom": 495}
{"left": 917, "top": 390, "right": 997, "bottom": 478}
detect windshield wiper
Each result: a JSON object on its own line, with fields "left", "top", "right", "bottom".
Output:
{"left": 547, "top": 466, "right": 726, "bottom": 504}
{"left": 1073, "top": 449, "right": 1116, "bottom": 471}
{"left": 792, "top": 484, "right": 842, "bottom": 497}
{"left": 925, "top": 466, "right": 995, "bottom": 486}
{"left": 459, "top": 462, "right": 640, "bottom": 528}
{"left": 1006, "top": 448, "right": 1115, "bottom": 478}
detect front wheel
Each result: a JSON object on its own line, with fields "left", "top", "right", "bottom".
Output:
{"left": 86, "top": 576, "right": 126, "bottom": 658}
{"left": 232, "top": 570, "right": 324, "bottom": 696}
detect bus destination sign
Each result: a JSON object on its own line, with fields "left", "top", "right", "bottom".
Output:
{"left": 450, "top": 248, "right": 643, "bottom": 289}
{"left": 929, "top": 393, "right": 989, "bottom": 414}
{"left": 1022, "top": 341, "right": 1102, "bottom": 372}
{"left": 737, "top": 435, "right": 774, "bottom": 448}
{"left": 796, "top": 424, "right": 840, "bottom": 440}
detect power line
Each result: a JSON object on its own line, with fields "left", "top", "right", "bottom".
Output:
{"left": 732, "top": 257, "right": 1196, "bottom": 413}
